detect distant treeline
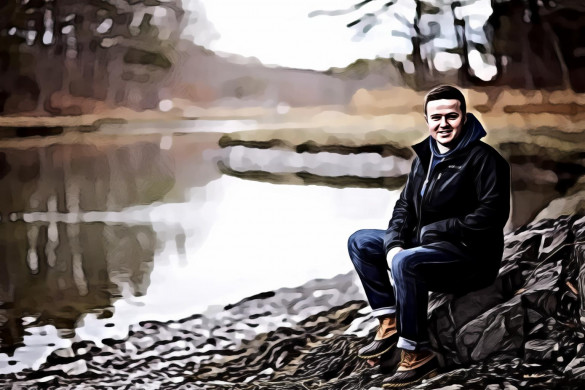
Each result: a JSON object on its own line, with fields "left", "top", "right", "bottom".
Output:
{"left": 0, "top": 0, "right": 184, "bottom": 115}
{"left": 0, "top": 0, "right": 584, "bottom": 116}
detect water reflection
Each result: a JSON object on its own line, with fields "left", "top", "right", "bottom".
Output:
{"left": 0, "top": 132, "right": 403, "bottom": 373}
{"left": 0, "top": 221, "right": 155, "bottom": 354}
{"left": 0, "top": 142, "right": 174, "bottom": 215}
{"left": 219, "top": 142, "right": 585, "bottom": 228}
{"left": 220, "top": 145, "right": 411, "bottom": 188}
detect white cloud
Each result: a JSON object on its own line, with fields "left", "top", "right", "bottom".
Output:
{"left": 190, "top": 0, "right": 495, "bottom": 73}
{"left": 192, "top": 0, "right": 416, "bottom": 70}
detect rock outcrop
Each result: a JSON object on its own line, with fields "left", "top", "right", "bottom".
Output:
{"left": 429, "top": 215, "right": 583, "bottom": 366}
{"left": 1, "top": 215, "right": 585, "bottom": 389}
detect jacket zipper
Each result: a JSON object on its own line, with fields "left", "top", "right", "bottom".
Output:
{"left": 413, "top": 143, "right": 476, "bottom": 244}
{"left": 416, "top": 169, "right": 442, "bottom": 244}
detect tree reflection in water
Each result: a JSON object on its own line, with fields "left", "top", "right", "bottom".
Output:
{"left": 0, "top": 221, "right": 156, "bottom": 356}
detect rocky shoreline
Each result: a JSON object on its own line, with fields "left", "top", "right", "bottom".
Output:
{"left": 1, "top": 215, "right": 585, "bottom": 389}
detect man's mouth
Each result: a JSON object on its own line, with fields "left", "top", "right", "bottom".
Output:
{"left": 438, "top": 130, "right": 452, "bottom": 136}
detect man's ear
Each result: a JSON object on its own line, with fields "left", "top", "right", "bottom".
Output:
{"left": 423, "top": 114, "right": 428, "bottom": 124}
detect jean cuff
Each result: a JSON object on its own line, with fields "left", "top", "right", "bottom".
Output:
{"left": 371, "top": 307, "right": 396, "bottom": 317}
{"left": 398, "top": 337, "right": 430, "bottom": 351}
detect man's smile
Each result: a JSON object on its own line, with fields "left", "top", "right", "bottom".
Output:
{"left": 437, "top": 129, "right": 453, "bottom": 137}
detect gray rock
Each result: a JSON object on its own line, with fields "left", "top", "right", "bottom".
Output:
{"left": 426, "top": 216, "right": 579, "bottom": 366}
{"left": 564, "top": 343, "right": 585, "bottom": 378}
{"left": 524, "top": 339, "right": 556, "bottom": 362}
{"left": 574, "top": 216, "right": 585, "bottom": 323}
{"left": 526, "top": 308, "right": 544, "bottom": 325}
{"left": 503, "top": 382, "right": 518, "bottom": 390}
{"left": 460, "top": 296, "right": 524, "bottom": 363}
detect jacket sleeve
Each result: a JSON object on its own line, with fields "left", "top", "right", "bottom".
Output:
{"left": 420, "top": 151, "right": 510, "bottom": 245}
{"left": 384, "top": 158, "right": 419, "bottom": 254}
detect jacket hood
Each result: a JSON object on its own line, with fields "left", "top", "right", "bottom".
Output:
{"left": 429, "top": 113, "right": 487, "bottom": 158}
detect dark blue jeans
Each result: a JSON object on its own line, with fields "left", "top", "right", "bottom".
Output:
{"left": 348, "top": 229, "right": 483, "bottom": 351}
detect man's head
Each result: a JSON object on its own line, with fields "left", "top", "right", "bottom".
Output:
{"left": 424, "top": 85, "right": 467, "bottom": 148}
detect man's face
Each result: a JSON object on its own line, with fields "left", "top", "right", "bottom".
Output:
{"left": 425, "top": 99, "right": 465, "bottom": 147}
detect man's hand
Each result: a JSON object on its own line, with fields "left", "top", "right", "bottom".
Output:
{"left": 386, "top": 247, "right": 403, "bottom": 270}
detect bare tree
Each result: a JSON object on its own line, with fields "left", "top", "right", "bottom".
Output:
{"left": 311, "top": 0, "right": 585, "bottom": 91}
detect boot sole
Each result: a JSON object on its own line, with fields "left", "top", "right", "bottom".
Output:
{"left": 357, "top": 341, "right": 397, "bottom": 360}
{"left": 381, "top": 369, "right": 438, "bottom": 388}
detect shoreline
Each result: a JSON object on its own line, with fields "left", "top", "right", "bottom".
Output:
{"left": 1, "top": 215, "right": 585, "bottom": 389}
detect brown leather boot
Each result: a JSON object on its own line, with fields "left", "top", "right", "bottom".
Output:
{"left": 375, "top": 316, "right": 397, "bottom": 340}
{"left": 382, "top": 349, "right": 438, "bottom": 388}
{"left": 357, "top": 316, "right": 398, "bottom": 359}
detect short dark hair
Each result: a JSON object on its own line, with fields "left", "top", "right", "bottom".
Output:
{"left": 424, "top": 85, "right": 466, "bottom": 117}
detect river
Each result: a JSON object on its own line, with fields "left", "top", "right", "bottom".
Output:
{"left": 0, "top": 128, "right": 402, "bottom": 374}
{"left": 0, "top": 118, "right": 577, "bottom": 375}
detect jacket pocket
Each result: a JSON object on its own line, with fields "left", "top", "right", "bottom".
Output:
{"left": 420, "top": 224, "right": 444, "bottom": 245}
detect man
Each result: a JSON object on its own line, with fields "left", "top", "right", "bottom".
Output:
{"left": 348, "top": 85, "right": 510, "bottom": 388}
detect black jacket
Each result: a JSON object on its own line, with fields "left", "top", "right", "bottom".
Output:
{"left": 384, "top": 133, "right": 510, "bottom": 284}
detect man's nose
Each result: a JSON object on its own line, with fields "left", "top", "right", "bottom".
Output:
{"left": 440, "top": 117, "right": 449, "bottom": 127}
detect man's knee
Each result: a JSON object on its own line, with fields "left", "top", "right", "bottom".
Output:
{"left": 348, "top": 229, "right": 370, "bottom": 255}
{"left": 348, "top": 229, "right": 384, "bottom": 260}
{"left": 391, "top": 249, "right": 415, "bottom": 279}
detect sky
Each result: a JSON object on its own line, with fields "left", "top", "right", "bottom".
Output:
{"left": 183, "top": 0, "right": 416, "bottom": 71}
{"left": 181, "top": 0, "right": 497, "bottom": 80}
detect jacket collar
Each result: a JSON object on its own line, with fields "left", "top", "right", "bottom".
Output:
{"left": 412, "top": 136, "right": 473, "bottom": 168}
{"left": 412, "top": 137, "right": 432, "bottom": 166}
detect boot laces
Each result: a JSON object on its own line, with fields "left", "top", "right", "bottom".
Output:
{"left": 375, "top": 317, "right": 396, "bottom": 339}
{"left": 399, "top": 350, "right": 418, "bottom": 369}
{"left": 376, "top": 325, "right": 389, "bottom": 338}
